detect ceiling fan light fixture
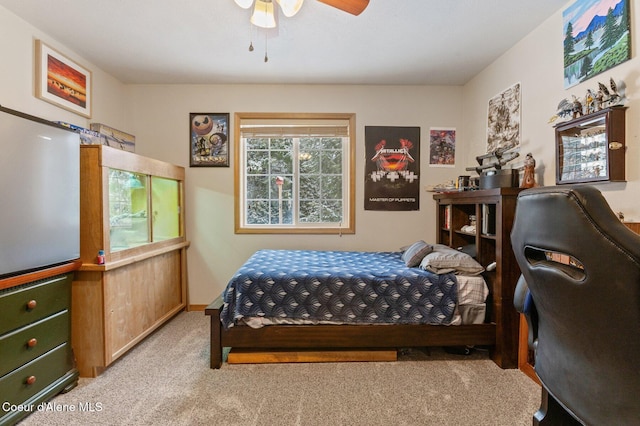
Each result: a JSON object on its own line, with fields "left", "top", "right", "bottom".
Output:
{"left": 250, "top": 0, "right": 277, "bottom": 29}
{"left": 276, "top": 0, "right": 304, "bottom": 17}
{"left": 234, "top": 0, "right": 254, "bottom": 9}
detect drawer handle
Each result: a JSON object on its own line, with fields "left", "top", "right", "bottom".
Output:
{"left": 28, "top": 338, "right": 38, "bottom": 348}
{"left": 26, "top": 376, "right": 37, "bottom": 385}
{"left": 26, "top": 300, "right": 37, "bottom": 310}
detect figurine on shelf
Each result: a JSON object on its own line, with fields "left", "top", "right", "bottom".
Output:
{"left": 520, "top": 153, "right": 537, "bottom": 188}
{"left": 585, "top": 89, "right": 596, "bottom": 114}
{"left": 595, "top": 88, "right": 605, "bottom": 111}
{"left": 572, "top": 95, "right": 583, "bottom": 119}
{"left": 597, "top": 78, "right": 626, "bottom": 109}
{"left": 551, "top": 77, "right": 627, "bottom": 124}
{"left": 608, "top": 77, "right": 621, "bottom": 106}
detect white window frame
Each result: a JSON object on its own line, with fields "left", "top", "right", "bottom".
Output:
{"left": 234, "top": 112, "right": 355, "bottom": 234}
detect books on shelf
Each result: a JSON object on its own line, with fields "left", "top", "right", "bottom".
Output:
{"left": 443, "top": 205, "right": 451, "bottom": 230}
{"left": 482, "top": 204, "right": 496, "bottom": 235}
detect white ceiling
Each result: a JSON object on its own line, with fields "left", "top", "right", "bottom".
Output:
{"left": 0, "top": 0, "right": 567, "bottom": 85}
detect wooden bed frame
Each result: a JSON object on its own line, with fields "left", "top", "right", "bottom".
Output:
{"left": 205, "top": 189, "right": 522, "bottom": 370}
{"left": 205, "top": 293, "right": 515, "bottom": 369}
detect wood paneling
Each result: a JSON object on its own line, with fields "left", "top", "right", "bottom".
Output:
{"left": 73, "top": 242, "right": 186, "bottom": 378}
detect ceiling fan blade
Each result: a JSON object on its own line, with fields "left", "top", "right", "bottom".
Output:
{"left": 317, "top": 0, "right": 369, "bottom": 16}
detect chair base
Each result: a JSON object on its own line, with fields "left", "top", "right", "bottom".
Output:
{"left": 534, "top": 388, "right": 583, "bottom": 426}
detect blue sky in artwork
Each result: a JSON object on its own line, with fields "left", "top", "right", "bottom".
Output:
{"left": 563, "top": 0, "right": 621, "bottom": 33}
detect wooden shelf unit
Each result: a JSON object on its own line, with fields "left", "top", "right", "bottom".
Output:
{"left": 434, "top": 188, "right": 523, "bottom": 368}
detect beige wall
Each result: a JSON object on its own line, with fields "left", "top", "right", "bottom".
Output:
{"left": 128, "top": 84, "right": 466, "bottom": 303}
{"left": 3, "top": 2, "right": 640, "bottom": 306}
{"left": 463, "top": 3, "right": 640, "bottom": 219}
{"left": 0, "top": 7, "right": 131, "bottom": 132}
{"left": 1, "top": 3, "right": 469, "bottom": 305}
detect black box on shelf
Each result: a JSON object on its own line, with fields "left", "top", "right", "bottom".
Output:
{"left": 480, "top": 169, "right": 518, "bottom": 189}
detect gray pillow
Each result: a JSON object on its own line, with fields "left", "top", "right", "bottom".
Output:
{"left": 401, "top": 240, "right": 434, "bottom": 267}
{"left": 419, "top": 244, "right": 484, "bottom": 275}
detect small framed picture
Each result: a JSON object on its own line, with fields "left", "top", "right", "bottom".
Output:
{"left": 35, "top": 40, "right": 92, "bottom": 118}
{"left": 189, "top": 113, "right": 230, "bottom": 167}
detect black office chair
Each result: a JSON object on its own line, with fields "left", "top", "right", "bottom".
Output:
{"left": 511, "top": 185, "right": 640, "bottom": 425}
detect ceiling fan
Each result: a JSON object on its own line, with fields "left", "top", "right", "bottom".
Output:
{"left": 235, "top": 0, "right": 369, "bottom": 18}
{"left": 317, "top": 0, "right": 369, "bottom": 15}
{"left": 236, "top": 0, "right": 369, "bottom": 61}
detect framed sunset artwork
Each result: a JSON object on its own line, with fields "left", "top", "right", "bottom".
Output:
{"left": 35, "top": 40, "right": 92, "bottom": 118}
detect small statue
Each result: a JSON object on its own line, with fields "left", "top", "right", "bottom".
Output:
{"left": 595, "top": 89, "right": 605, "bottom": 111}
{"left": 572, "top": 95, "right": 583, "bottom": 119}
{"left": 520, "top": 153, "right": 537, "bottom": 188}
{"left": 608, "top": 77, "right": 621, "bottom": 106}
{"left": 585, "top": 89, "right": 595, "bottom": 114}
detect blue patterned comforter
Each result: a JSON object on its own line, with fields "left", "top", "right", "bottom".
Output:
{"left": 221, "top": 250, "right": 458, "bottom": 328}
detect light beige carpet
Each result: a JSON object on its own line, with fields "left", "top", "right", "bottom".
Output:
{"left": 18, "top": 311, "right": 540, "bottom": 425}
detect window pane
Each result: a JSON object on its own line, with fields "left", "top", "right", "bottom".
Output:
{"left": 321, "top": 200, "right": 343, "bottom": 223}
{"left": 246, "top": 200, "right": 270, "bottom": 224}
{"left": 321, "top": 150, "right": 342, "bottom": 174}
{"left": 299, "top": 200, "right": 321, "bottom": 223}
{"left": 300, "top": 137, "right": 322, "bottom": 150}
{"left": 320, "top": 137, "right": 343, "bottom": 150}
{"left": 271, "top": 175, "right": 293, "bottom": 200}
{"left": 299, "top": 150, "right": 319, "bottom": 173}
{"left": 322, "top": 175, "right": 342, "bottom": 199}
{"left": 269, "top": 150, "right": 293, "bottom": 175}
{"left": 270, "top": 138, "right": 293, "bottom": 150}
{"left": 247, "top": 150, "right": 269, "bottom": 174}
{"left": 246, "top": 138, "right": 269, "bottom": 149}
{"left": 246, "top": 175, "right": 269, "bottom": 199}
{"left": 270, "top": 200, "right": 293, "bottom": 224}
{"left": 236, "top": 113, "right": 354, "bottom": 234}
{"left": 299, "top": 175, "right": 320, "bottom": 199}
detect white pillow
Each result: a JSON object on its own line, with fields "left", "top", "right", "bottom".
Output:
{"left": 419, "top": 244, "right": 484, "bottom": 275}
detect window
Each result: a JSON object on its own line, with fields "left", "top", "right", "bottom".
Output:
{"left": 235, "top": 113, "right": 355, "bottom": 234}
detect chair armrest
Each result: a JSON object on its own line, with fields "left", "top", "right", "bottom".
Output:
{"left": 514, "top": 275, "right": 539, "bottom": 351}
{"left": 514, "top": 275, "right": 529, "bottom": 313}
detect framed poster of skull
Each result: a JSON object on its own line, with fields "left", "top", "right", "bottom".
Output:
{"left": 190, "top": 113, "right": 230, "bottom": 167}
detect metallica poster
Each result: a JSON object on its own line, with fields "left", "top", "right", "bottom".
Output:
{"left": 365, "top": 126, "right": 420, "bottom": 211}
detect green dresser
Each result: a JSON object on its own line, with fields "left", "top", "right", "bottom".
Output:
{"left": 0, "top": 272, "right": 79, "bottom": 426}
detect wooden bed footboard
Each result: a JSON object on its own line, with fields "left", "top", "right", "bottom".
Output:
{"left": 205, "top": 295, "right": 505, "bottom": 369}
{"left": 205, "top": 295, "right": 224, "bottom": 368}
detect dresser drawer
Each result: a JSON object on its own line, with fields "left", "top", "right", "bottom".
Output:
{"left": 0, "top": 310, "right": 70, "bottom": 377}
{"left": 0, "top": 343, "right": 74, "bottom": 416}
{"left": 0, "top": 274, "right": 72, "bottom": 335}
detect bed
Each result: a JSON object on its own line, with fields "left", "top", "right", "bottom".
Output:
{"left": 206, "top": 243, "right": 504, "bottom": 368}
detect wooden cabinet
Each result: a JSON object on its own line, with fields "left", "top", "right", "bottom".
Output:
{"left": 555, "top": 106, "right": 626, "bottom": 185}
{"left": 434, "top": 188, "right": 523, "bottom": 368}
{"left": 0, "top": 262, "right": 80, "bottom": 426}
{"left": 624, "top": 222, "right": 640, "bottom": 234}
{"left": 73, "top": 145, "right": 188, "bottom": 377}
